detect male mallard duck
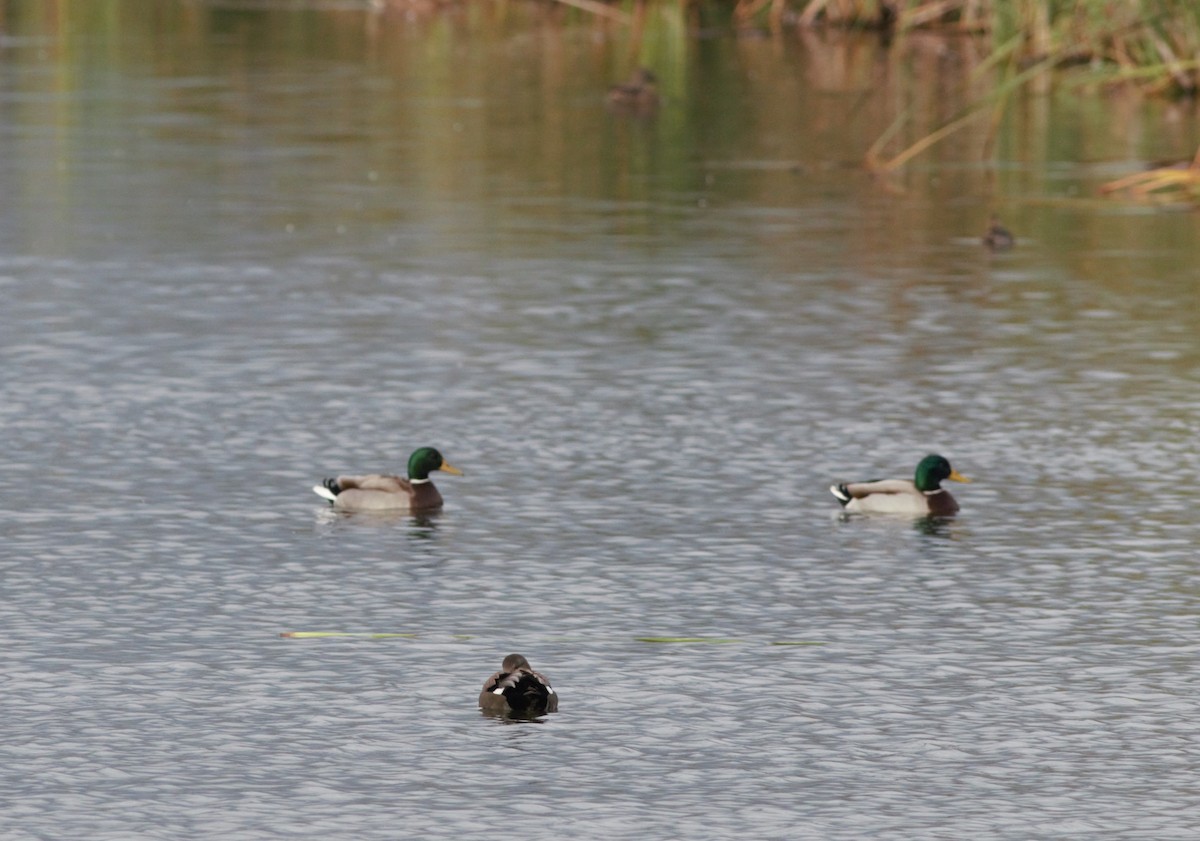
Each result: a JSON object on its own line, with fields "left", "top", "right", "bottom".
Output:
{"left": 830, "top": 454, "right": 971, "bottom": 516}
{"left": 607, "top": 67, "right": 660, "bottom": 115}
{"left": 478, "top": 653, "right": 558, "bottom": 716}
{"left": 312, "top": 446, "right": 462, "bottom": 512}
{"left": 983, "top": 215, "right": 1015, "bottom": 251}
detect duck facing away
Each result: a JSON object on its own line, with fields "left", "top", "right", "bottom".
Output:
{"left": 479, "top": 653, "right": 558, "bottom": 717}
{"left": 312, "top": 446, "right": 462, "bottom": 512}
{"left": 830, "top": 454, "right": 971, "bottom": 516}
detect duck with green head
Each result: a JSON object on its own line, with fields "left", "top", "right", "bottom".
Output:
{"left": 830, "top": 454, "right": 971, "bottom": 516}
{"left": 312, "top": 446, "right": 462, "bottom": 512}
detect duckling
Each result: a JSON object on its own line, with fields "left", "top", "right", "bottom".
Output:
{"left": 607, "top": 67, "right": 660, "bottom": 115}
{"left": 983, "top": 215, "right": 1015, "bottom": 251}
{"left": 479, "top": 653, "right": 558, "bottom": 716}
{"left": 830, "top": 454, "right": 971, "bottom": 516}
{"left": 312, "top": 446, "right": 461, "bottom": 512}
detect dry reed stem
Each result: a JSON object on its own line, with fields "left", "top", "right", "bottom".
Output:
{"left": 1099, "top": 151, "right": 1200, "bottom": 203}
{"left": 797, "top": 0, "right": 832, "bottom": 27}
{"left": 550, "top": 0, "right": 631, "bottom": 24}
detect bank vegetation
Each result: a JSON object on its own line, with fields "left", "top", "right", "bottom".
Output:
{"left": 731, "top": 0, "right": 1200, "bottom": 199}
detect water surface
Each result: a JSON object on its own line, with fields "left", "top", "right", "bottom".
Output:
{"left": 2, "top": 3, "right": 1200, "bottom": 839}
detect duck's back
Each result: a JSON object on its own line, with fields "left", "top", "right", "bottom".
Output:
{"left": 338, "top": 473, "right": 407, "bottom": 493}
{"left": 331, "top": 474, "right": 443, "bottom": 512}
{"left": 480, "top": 668, "right": 557, "bottom": 714}
{"left": 842, "top": 479, "right": 926, "bottom": 514}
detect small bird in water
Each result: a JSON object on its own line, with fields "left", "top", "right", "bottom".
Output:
{"left": 479, "top": 653, "right": 558, "bottom": 717}
{"left": 312, "top": 446, "right": 462, "bottom": 513}
{"left": 983, "top": 215, "right": 1015, "bottom": 251}
{"left": 830, "top": 454, "right": 971, "bottom": 517}
{"left": 607, "top": 67, "right": 660, "bottom": 116}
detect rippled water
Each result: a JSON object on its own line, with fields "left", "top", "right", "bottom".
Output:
{"left": 3, "top": 3, "right": 1200, "bottom": 839}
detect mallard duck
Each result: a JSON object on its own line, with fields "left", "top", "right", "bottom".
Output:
{"left": 983, "top": 215, "right": 1015, "bottom": 251}
{"left": 607, "top": 67, "right": 660, "bottom": 115}
{"left": 830, "top": 454, "right": 971, "bottom": 516}
{"left": 312, "top": 446, "right": 462, "bottom": 512}
{"left": 478, "top": 653, "right": 558, "bottom": 716}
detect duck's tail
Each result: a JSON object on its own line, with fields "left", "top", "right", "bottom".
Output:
{"left": 312, "top": 478, "right": 340, "bottom": 503}
{"left": 829, "top": 484, "right": 852, "bottom": 506}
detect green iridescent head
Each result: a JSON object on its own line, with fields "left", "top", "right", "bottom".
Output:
{"left": 914, "top": 454, "right": 971, "bottom": 492}
{"left": 407, "top": 447, "right": 463, "bottom": 481}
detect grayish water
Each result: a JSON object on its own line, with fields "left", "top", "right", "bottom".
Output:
{"left": 3, "top": 3, "right": 1200, "bottom": 839}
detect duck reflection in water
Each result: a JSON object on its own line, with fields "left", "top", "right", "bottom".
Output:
{"left": 911, "top": 515, "right": 958, "bottom": 538}
{"left": 315, "top": 505, "right": 442, "bottom": 530}
{"left": 832, "top": 507, "right": 962, "bottom": 536}
{"left": 607, "top": 67, "right": 660, "bottom": 117}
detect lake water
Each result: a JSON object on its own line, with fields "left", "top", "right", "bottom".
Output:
{"left": 3, "top": 2, "right": 1200, "bottom": 839}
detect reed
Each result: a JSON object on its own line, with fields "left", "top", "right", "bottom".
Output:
{"left": 386, "top": 0, "right": 1200, "bottom": 96}
{"left": 843, "top": 1, "right": 1200, "bottom": 181}
{"left": 1099, "top": 149, "right": 1200, "bottom": 204}
{"left": 793, "top": 1, "right": 1200, "bottom": 95}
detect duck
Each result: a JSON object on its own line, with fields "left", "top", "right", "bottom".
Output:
{"left": 479, "top": 653, "right": 558, "bottom": 716}
{"left": 830, "top": 454, "right": 971, "bottom": 516}
{"left": 606, "top": 67, "right": 660, "bottom": 115}
{"left": 983, "top": 215, "right": 1015, "bottom": 251}
{"left": 312, "top": 446, "right": 462, "bottom": 512}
